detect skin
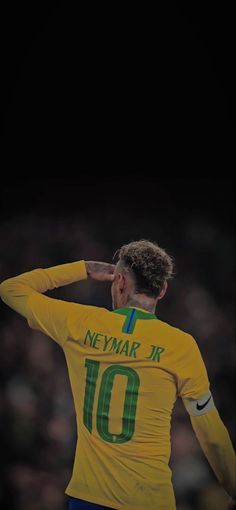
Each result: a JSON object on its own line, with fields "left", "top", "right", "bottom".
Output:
{"left": 86, "top": 260, "right": 236, "bottom": 507}
{"left": 85, "top": 260, "right": 167, "bottom": 312}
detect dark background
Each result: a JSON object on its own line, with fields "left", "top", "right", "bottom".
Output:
{"left": 1, "top": 3, "right": 235, "bottom": 510}
{"left": 2, "top": 1, "right": 233, "bottom": 168}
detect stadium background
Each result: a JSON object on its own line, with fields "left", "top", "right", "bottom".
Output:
{"left": 1, "top": 3, "right": 234, "bottom": 510}
{"left": 0, "top": 177, "right": 235, "bottom": 510}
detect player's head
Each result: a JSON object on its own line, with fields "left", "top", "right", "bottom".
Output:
{"left": 111, "top": 240, "right": 173, "bottom": 310}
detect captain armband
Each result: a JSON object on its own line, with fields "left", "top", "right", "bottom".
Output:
{"left": 182, "top": 391, "right": 215, "bottom": 416}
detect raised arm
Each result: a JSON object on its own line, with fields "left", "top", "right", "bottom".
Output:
{"left": 85, "top": 261, "right": 115, "bottom": 281}
{"left": 0, "top": 260, "right": 88, "bottom": 318}
{"left": 0, "top": 260, "right": 115, "bottom": 346}
{"left": 0, "top": 260, "right": 115, "bottom": 318}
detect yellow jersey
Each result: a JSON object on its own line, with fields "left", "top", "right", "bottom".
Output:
{"left": 0, "top": 261, "right": 210, "bottom": 510}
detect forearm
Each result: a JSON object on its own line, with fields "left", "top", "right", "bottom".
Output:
{"left": 191, "top": 408, "right": 236, "bottom": 498}
{"left": 0, "top": 260, "right": 87, "bottom": 317}
{"left": 85, "top": 261, "right": 115, "bottom": 280}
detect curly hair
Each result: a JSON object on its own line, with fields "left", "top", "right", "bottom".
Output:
{"left": 116, "top": 240, "right": 174, "bottom": 297}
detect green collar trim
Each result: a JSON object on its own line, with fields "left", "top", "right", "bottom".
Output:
{"left": 113, "top": 307, "right": 157, "bottom": 334}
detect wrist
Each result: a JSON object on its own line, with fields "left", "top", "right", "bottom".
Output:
{"left": 85, "top": 261, "right": 93, "bottom": 277}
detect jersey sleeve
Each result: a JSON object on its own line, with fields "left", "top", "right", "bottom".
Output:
{"left": 191, "top": 408, "right": 236, "bottom": 499}
{"left": 26, "top": 292, "right": 88, "bottom": 347}
{"left": 0, "top": 260, "right": 88, "bottom": 347}
{"left": 177, "top": 334, "right": 210, "bottom": 399}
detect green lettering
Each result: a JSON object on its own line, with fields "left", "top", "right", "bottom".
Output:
{"left": 129, "top": 341, "right": 141, "bottom": 358}
{"left": 84, "top": 329, "right": 96, "bottom": 346}
{"left": 120, "top": 340, "right": 130, "bottom": 356}
{"left": 110, "top": 338, "right": 123, "bottom": 353}
{"left": 93, "top": 333, "right": 103, "bottom": 350}
{"left": 145, "top": 345, "right": 165, "bottom": 362}
{"left": 103, "top": 335, "right": 113, "bottom": 352}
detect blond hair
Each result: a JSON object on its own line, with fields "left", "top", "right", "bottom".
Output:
{"left": 116, "top": 240, "right": 174, "bottom": 297}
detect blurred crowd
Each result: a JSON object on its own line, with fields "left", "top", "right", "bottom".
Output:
{"left": 0, "top": 213, "right": 235, "bottom": 510}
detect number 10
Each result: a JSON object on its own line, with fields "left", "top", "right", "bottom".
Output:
{"left": 83, "top": 358, "right": 140, "bottom": 444}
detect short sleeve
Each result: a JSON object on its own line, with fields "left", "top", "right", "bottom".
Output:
{"left": 177, "top": 335, "right": 210, "bottom": 399}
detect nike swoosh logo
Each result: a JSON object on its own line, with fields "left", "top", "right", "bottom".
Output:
{"left": 196, "top": 395, "right": 212, "bottom": 411}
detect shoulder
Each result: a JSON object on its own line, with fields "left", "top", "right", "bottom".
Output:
{"left": 157, "top": 318, "right": 196, "bottom": 346}
{"left": 64, "top": 302, "right": 110, "bottom": 333}
{"left": 67, "top": 302, "right": 110, "bottom": 321}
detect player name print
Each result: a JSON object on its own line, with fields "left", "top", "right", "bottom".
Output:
{"left": 84, "top": 329, "right": 165, "bottom": 361}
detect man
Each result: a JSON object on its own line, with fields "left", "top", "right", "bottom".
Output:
{"left": 0, "top": 240, "right": 235, "bottom": 510}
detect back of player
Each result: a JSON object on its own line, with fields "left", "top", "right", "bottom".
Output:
{"left": 63, "top": 304, "right": 208, "bottom": 510}
{"left": 1, "top": 240, "right": 235, "bottom": 510}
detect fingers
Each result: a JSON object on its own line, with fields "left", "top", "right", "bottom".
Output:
{"left": 105, "top": 274, "right": 115, "bottom": 281}
{"left": 85, "top": 261, "right": 115, "bottom": 281}
{"left": 105, "top": 264, "right": 116, "bottom": 274}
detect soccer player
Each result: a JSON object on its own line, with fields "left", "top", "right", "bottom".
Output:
{"left": 0, "top": 240, "right": 235, "bottom": 510}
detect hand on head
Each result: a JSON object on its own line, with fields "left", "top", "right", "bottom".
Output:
{"left": 85, "top": 261, "right": 115, "bottom": 282}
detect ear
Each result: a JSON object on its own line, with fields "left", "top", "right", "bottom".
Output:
{"left": 158, "top": 280, "right": 168, "bottom": 301}
{"left": 117, "top": 272, "right": 126, "bottom": 291}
